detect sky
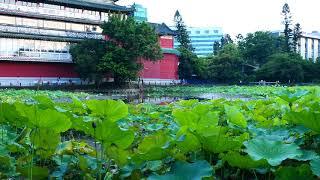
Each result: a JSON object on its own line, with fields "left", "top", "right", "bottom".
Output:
{"left": 118, "top": 0, "right": 320, "bottom": 36}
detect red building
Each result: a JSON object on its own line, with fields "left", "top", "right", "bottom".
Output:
{"left": 140, "top": 23, "right": 180, "bottom": 84}
{"left": 0, "top": 0, "right": 179, "bottom": 86}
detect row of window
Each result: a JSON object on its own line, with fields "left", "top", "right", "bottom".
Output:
{"left": 195, "top": 48, "right": 213, "bottom": 51}
{"left": 0, "top": 0, "right": 109, "bottom": 15}
{"left": 187, "top": 30, "right": 220, "bottom": 35}
{"left": 0, "top": 0, "right": 126, "bottom": 22}
{"left": 0, "top": 38, "right": 71, "bottom": 58}
{"left": 191, "top": 39, "right": 222, "bottom": 43}
{"left": 0, "top": 15, "right": 102, "bottom": 32}
{"left": 192, "top": 44, "right": 216, "bottom": 47}
{"left": 189, "top": 35, "right": 223, "bottom": 39}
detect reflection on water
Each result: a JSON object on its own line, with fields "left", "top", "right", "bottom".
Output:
{"left": 84, "top": 92, "right": 253, "bottom": 104}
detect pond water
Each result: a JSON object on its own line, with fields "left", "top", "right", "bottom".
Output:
{"left": 80, "top": 92, "right": 254, "bottom": 104}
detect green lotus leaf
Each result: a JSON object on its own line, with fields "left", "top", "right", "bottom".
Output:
{"left": 293, "top": 150, "right": 319, "bottom": 161}
{"left": 33, "top": 95, "right": 55, "bottom": 109}
{"left": 15, "top": 104, "right": 71, "bottom": 133}
{"left": 95, "top": 120, "right": 134, "bottom": 149}
{"left": 220, "top": 151, "right": 268, "bottom": 169}
{"left": 275, "top": 89, "right": 309, "bottom": 103}
{"left": 138, "top": 132, "right": 169, "bottom": 153}
{"left": 197, "top": 111, "right": 219, "bottom": 128}
{"left": 224, "top": 105, "right": 247, "bottom": 128}
{"left": 86, "top": 100, "right": 128, "bottom": 122}
{"left": 275, "top": 164, "right": 314, "bottom": 180}
{"left": 172, "top": 109, "right": 199, "bottom": 127}
{"left": 244, "top": 138, "right": 302, "bottom": 166}
{"left": 30, "top": 128, "right": 60, "bottom": 158}
{"left": 310, "top": 158, "right": 320, "bottom": 177}
{"left": 203, "top": 133, "right": 249, "bottom": 153}
{"left": 176, "top": 127, "right": 201, "bottom": 153}
{"left": 148, "top": 160, "right": 213, "bottom": 180}
{"left": 106, "top": 146, "right": 130, "bottom": 166}
{"left": 286, "top": 110, "right": 320, "bottom": 133}
{"left": 175, "top": 99, "right": 199, "bottom": 107}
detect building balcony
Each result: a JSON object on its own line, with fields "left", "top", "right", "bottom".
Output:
{"left": 0, "top": 51, "right": 72, "bottom": 63}
{"left": 0, "top": 3, "right": 105, "bottom": 25}
{"left": 0, "top": 24, "right": 103, "bottom": 41}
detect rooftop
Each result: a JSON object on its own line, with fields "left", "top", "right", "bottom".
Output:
{"left": 149, "top": 23, "right": 176, "bottom": 36}
{"left": 24, "top": 0, "right": 133, "bottom": 13}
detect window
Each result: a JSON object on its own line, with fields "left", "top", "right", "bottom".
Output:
{"left": 195, "top": 31, "right": 201, "bottom": 34}
{"left": 205, "top": 30, "right": 210, "bottom": 34}
{"left": 214, "top": 30, "right": 219, "bottom": 33}
{"left": 187, "top": 31, "right": 191, "bottom": 34}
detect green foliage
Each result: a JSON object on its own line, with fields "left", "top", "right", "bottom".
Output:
{"left": 244, "top": 138, "right": 302, "bottom": 166}
{"left": 275, "top": 164, "right": 314, "bottom": 180}
{"left": 174, "top": 10, "right": 193, "bottom": 51}
{"left": 310, "top": 158, "right": 320, "bottom": 177}
{"left": 70, "top": 39, "right": 107, "bottom": 83}
{"left": 71, "top": 16, "right": 162, "bottom": 84}
{"left": 148, "top": 160, "right": 213, "bottom": 180}
{"left": 208, "top": 44, "right": 244, "bottom": 83}
{"left": 238, "top": 31, "right": 278, "bottom": 67}
{"left": 174, "top": 10, "right": 198, "bottom": 79}
{"left": 100, "top": 16, "right": 162, "bottom": 83}
{"left": 224, "top": 105, "right": 247, "bottom": 128}
{"left": 177, "top": 47, "right": 197, "bottom": 79}
{"left": 256, "top": 53, "right": 305, "bottom": 82}
{"left": 0, "top": 87, "right": 320, "bottom": 179}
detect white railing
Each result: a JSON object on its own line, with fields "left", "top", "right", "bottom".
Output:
{"left": 0, "top": 3, "right": 108, "bottom": 22}
{"left": 0, "top": 51, "right": 72, "bottom": 63}
{"left": 0, "top": 24, "right": 103, "bottom": 40}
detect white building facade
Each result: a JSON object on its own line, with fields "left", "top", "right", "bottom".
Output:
{"left": 298, "top": 32, "right": 320, "bottom": 62}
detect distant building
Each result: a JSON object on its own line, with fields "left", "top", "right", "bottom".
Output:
{"left": 174, "top": 27, "right": 223, "bottom": 57}
{"left": 299, "top": 31, "right": 320, "bottom": 62}
{"left": 132, "top": 3, "right": 147, "bottom": 22}
{"left": 272, "top": 30, "right": 320, "bottom": 62}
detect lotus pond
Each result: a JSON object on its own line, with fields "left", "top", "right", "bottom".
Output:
{"left": 0, "top": 86, "right": 319, "bottom": 179}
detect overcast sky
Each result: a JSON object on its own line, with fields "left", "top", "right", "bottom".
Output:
{"left": 118, "top": 0, "right": 320, "bottom": 36}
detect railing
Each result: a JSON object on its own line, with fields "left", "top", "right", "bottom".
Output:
{"left": 0, "top": 24, "right": 103, "bottom": 40}
{"left": 0, "top": 51, "right": 72, "bottom": 63}
{"left": 0, "top": 3, "right": 107, "bottom": 23}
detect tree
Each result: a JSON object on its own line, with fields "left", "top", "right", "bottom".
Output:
{"left": 256, "top": 53, "right": 305, "bottom": 83}
{"left": 174, "top": 10, "right": 196, "bottom": 79}
{"left": 70, "top": 39, "right": 107, "bottom": 84}
{"left": 178, "top": 47, "right": 197, "bottom": 79}
{"left": 213, "top": 41, "right": 221, "bottom": 56}
{"left": 192, "top": 57, "right": 211, "bottom": 80}
{"left": 213, "top": 34, "right": 234, "bottom": 56}
{"left": 208, "top": 44, "right": 244, "bottom": 83}
{"left": 70, "top": 16, "right": 163, "bottom": 85}
{"left": 221, "top": 34, "right": 233, "bottom": 47}
{"left": 174, "top": 10, "right": 193, "bottom": 51}
{"left": 292, "top": 23, "right": 302, "bottom": 51}
{"left": 282, "top": 3, "right": 293, "bottom": 53}
{"left": 238, "top": 31, "right": 278, "bottom": 68}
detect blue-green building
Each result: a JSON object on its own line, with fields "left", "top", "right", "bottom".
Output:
{"left": 132, "top": 3, "right": 148, "bottom": 22}
{"left": 175, "top": 27, "right": 223, "bottom": 57}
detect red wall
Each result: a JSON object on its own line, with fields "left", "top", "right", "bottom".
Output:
{"left": 0, "top": 35, "right": 179, "bottom": 81}
{"left": 0, "top": 62, "right": 78, "bottom": 77}
{"left": 159, "top": 36, "right": 174, "bottom": 48}
{"left": 140, "top": 53, "right": 179, "bottom": 80}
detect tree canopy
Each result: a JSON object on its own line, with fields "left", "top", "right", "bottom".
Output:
{"left": 70, "top": 16, "right": 163, "bottom": 85}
